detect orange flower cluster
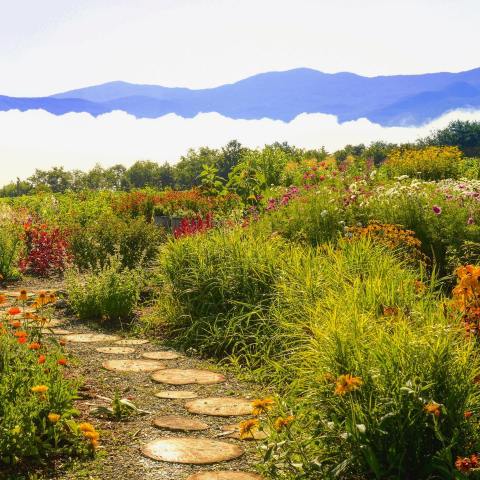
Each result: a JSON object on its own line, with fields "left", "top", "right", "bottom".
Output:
{"left": 334, "top": 374, "right": 363, "bottom": 396}
{"left": 424, "top": 401, "right": 442, "bottom": 417}
{"left": 456, "top": 454, "right": 479, "bottom": 473}
{"left": 452, "top": 265, "right": 480, "bottom": 336}
{"left": 346, "top": 222, "right": 427, "bottom": 265}
{"left": 79, "top": 422, "right": 100, "bottom": 449}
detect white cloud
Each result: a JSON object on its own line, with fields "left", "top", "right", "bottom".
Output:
{"left": 1, "top": 108, "right": 480, "bottom": 185}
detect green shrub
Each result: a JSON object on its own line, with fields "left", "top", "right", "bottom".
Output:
{"left": 66, "top": 255, "right": 143, "bottom": 323}
{"left": 69, "top": 213, "right": 164, "bottom": 270}
{"left": 0, "top": 221, "right": 22, "bottom": 280}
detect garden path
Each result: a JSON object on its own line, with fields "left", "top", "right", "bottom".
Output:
{"left": 4, "top": 283, "right": 264, "bottom": 480}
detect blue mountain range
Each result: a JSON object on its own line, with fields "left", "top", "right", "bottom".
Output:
{"left": 1, "top": 67, "right": 480, "bottom": 126}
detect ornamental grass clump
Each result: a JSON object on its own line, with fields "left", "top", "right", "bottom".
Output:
{"left": 155, "top": 231, "right": 480, "bottom": 478}
{"left": 151, "top": 227, "right": 288, "bottom": 360}
{"left": 66, "top": 253, "right": 143, "bottom": 323}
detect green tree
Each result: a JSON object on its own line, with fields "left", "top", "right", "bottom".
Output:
{"left": 216, "top": 140, "right": 248, "bottom": 180}
{"left": 125, "top": 161, "right": 163, "bottom": 188}
{"left": 420, "top": 120, "right": 480, "bottom": 156}
{"left": 174, "top": 147, "right": 221, "bottom": 189}
{"left": 28, "top": 167, "right": 74, "bottom": 193}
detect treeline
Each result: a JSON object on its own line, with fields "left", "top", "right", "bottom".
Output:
{"left": 2, "top": 120, "right": 480, "bottom": 197}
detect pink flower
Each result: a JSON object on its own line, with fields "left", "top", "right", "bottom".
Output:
{"left": 432, "top": 205, "right": 442, "bottom": 215}
{"left": 468, "top": 216, "right": 475, "bottom": 225}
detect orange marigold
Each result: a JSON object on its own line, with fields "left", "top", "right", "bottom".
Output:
{"left": 31, "top": 385, "right": 48, "bottom": 394}
{"left": 424, "top": 401, "right": 442, "bottom": 417}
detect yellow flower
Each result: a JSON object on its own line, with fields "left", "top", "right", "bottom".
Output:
{"left": 238, "top": 418, "right": 259, "bottom": 439}
{"left": 19, "top": 289, "right": 28, "bottom": 301}
{"left": 31, "top": 385, "right": 49, "bottom": 394}
{"left": 334, "top": 374, "right": 363, "bottom": 396}
{"left": 79, "top": 422, "right": 96, "bottom": 433}
{"left": 274, "top": 415, "right": 294, "bottom": 431}
{"left": 252, "top": 397, "right": 275, "bottom": 416}
{"left": 48, "top": 413, "right": 61, "bottom": 424}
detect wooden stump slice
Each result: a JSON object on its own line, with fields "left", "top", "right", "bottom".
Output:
{"left": 114, "top": 339, "right": 149, "bottom": 346}
{"left": 27, "top": 319, "right": 63, "bottom": 328}
{"left": 187, "top": 472, "right": 264, "bottom": 480}
{"left": 102, "top": 359, "right": 165, "bottom": 372}
{"left": 96, "top": 346, "right": 136, "bottom": 354}
{"left": 186, "top": 398, "right": 253, "bottom": 417}
{"left": 151, "top": 369, "right": 225, "bottom": 385}
{"left": 41, "top": 328, "right": 72, "bottom": 335}
{"left": 64, "top": 333, "right": 120, "bottom": 343}
{"left": 221, "top": 424, "right": 268, "bottom": 441}
{"left": 142, "top": 351, "right": 181, "bottom": 360}
{"left": 141, "top": 437, "right": 244, "bottom": 464}
{"left": 153, "top": 415, "right": 209, "bottom": 432}
{"left": 155, "top": 391, "right": 199, "bottom": 399}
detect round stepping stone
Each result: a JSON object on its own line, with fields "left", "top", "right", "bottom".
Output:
{"left": 221, "top": 424, "right": 268, "bottom": 441}
{"left": 186, "top": 398, "right": 253, "bottom": 417}
{"left": 187, "top": 472, "right": 263, "bottom": 480}
{"left": 96, "top": 346, "right": 136, "bottom": 354}
{"left": 41, "top": 328, "right": 72, "bottom": 335}
{"left": 151, "top": 369, "right": 225, "bottom": 385}
{"left": 64, "top": 333, "right": 120, "bottom": 343}
{"left": 27, "top": 319, "right": 63, "bottom": 328}
{"left": 155, "top": 390, "right": 199, "bottom": 400}
{"left": 142, "top": 351, "right": 181, "bottom": 360}
{"left": 141, "top": 437, "right": 244, "bottom": 464}
{"left": 153, "top": 415, "right": 209, "bottom": 432}
{"left": 102, "top": 359, "right": 165, "bottom": 372}
{"left": 115, "top": 339, "right": 149, "bottom": 346}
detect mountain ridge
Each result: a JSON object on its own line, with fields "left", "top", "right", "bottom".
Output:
{"left": 2, "top": 67, "right": 480, "bottom": 126}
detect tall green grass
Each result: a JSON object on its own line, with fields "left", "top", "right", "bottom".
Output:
{"left": 149, "top": 230, "right": 480, "bottom": 479}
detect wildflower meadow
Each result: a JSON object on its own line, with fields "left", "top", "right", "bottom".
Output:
{"left": 3, "top": 121, "right": 480, "bottom": 479}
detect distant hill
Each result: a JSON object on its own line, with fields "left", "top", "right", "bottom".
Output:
{"left": 2, "top": 67, "right": 480, "bottom": 126}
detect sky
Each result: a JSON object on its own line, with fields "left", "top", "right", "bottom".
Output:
{"left": 1, "top": 0, "right": 480, "bottom": 183}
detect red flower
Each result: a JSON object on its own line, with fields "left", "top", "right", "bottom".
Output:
{"left": 17, "top": 336, "right": 27, "bottom": 344}
{"left": 57, "top": 358, "right": 67, "bottom": 366}
{"left": 8, "top": 307, "right": 21, "bottom": 316}
{"left": 38, "top": 354, "right": 46, "bottom": 364}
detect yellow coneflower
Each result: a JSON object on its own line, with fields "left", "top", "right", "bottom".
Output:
{"left": 238, "top": 418, "right": 259, "bottom": 439}
{"left": 274, "top": 415, "right": 294, "bottom": 431}
{"left": 252, "top": 397, "right": 275, "bottom": 416}
{"left": 334, "top": 374, "right": 363, "bottom": 396}
{"left": 37, "top": 292, "right": 48, "bottom": 306}
{"left": 19, "top": 289, "right": 28, "bottom": 301}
